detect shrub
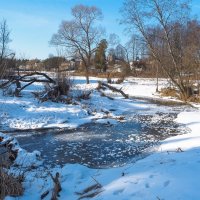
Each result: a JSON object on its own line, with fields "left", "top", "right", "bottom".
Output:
{"left": 0, "top": 168, "right": 24, "bottom": 199}
{"left": 159, "top": 87, "right": 178, "bottom": 98}
{"left": 35, "top": 73, "right": 74, "bottom": 103}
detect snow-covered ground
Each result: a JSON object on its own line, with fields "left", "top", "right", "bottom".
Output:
{"left": 0, "top": 77, "right": 182, "bottom": 131}
{"left": 1, "top": 76, "right": 200, "bottom": 200}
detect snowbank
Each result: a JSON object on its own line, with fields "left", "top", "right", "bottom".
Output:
{"left": 0, "top": 132, "right": 42, "bottom": 167}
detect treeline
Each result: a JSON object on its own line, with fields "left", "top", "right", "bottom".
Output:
{"left": 1, "top": 0, "right": 200, "bottom": 100}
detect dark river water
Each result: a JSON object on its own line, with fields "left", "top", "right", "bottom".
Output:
{"left": 9, "top": 101, "right": 188, "bottom": 168}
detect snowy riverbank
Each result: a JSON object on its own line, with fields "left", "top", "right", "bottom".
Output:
{"left": 1, "top": 77, "right": 200, "bottom": 200}
{"left": 0, "top": 77, "right": 182, "bottom": 131}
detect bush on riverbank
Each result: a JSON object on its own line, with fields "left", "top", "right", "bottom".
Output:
{"left": 0, "top": 167, "right": 24, "bottom": 199}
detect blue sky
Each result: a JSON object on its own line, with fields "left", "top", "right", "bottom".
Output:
{"left": 0, "top": 0, "right": 200, "bottom": 59}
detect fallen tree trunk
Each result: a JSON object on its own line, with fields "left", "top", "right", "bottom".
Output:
{"left": 99, "top": 90, "right": 114, "bottom": 100}
{"left": 19, "top": 72, "right": 55, "bottom": 84}
{"left": 0, "top": 71, "right": 56, "bottom": 97}
{"left": 98, "top": 82, "right": 129, "bottom": 99}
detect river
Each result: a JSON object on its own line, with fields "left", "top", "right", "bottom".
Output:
{"left": 9, "top": 99, "right": 189, "bottom": 168}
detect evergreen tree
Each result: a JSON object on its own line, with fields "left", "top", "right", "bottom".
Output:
{"left": 94, "top": 39, "right": 108, "bottom": 72}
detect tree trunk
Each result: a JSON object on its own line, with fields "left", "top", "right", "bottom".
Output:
{"left": 85, "top": 67, "right": 89, "bottom": 84}
{"left": 156, "top": 64, "right": 159, "bottom": 92}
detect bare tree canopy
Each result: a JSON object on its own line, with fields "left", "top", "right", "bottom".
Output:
{"left": 126, "top": 34, "right": 146, "bottom": 62}
{"left": 0, "top": 19, "right": 14, "bottom": 78}
{"left": 121, "top": 0, "right": 200, "bottom": 100}
{"left": 50, "top": 4, "right": 104, "bottom": 84}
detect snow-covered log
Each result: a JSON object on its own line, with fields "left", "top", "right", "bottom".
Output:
{"left": 98, "top": 81, "right": 129, "bottom": 99}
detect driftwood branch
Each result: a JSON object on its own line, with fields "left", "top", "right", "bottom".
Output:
{"left": 50, "top": 172, "right": 62, "bottom": 200}
{"left": 98, "top": 81, "right": 129, "bottom": 99}
{"left": 0, "top": 79, "right": 14, "bottom": 89}
{"left": 41, "top": 190, "right": 49, "bottom": 199}
{"left": 99, "top": 90, "right": 114, "bottom": 100}
{"left": 20, "top": 79, "right": 54, "bottom": 83}
{"left": 76, "top": 176, "right": 103, "bottom": 200}
{"left": 1, "top": 71, "right": 56, "bottom": 96}
{"left": 19, "top": 72, "right": 55, "bottom": 84}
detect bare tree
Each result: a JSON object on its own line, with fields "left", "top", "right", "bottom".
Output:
{"left": 108, "top": 33, "right": 147, "bottom": 75}
{"left": 0, "top": 19, "right": 14, "bottom": 78}
{"left": 121, "top": 0, "right": 196, "bottom": 100}
{"left": 115, "top": 44, "right": 126, "bottom": 61}
{"left": 108, "top": 33, "right": 120, "bottom": 47}
{"left": 126, "top": 34, "right": 145, "bottom": 62}
{"left": 108, "top": 34, "right": 132, "bottom": 71}
{"left": 51, "top": 5, "right": 104, "bottom": 84}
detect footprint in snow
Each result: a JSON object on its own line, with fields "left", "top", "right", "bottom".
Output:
{"left": 163, "top": 180, "right": 170, "bottom": 187}
{"left": 149, "top": 174, "right": 154, "bottom": 179}
{"left": 113, "top": 188, "right": 124, "bottom": 195}
{"left": 145, "top": 183, "right": 150, "bottom": 188}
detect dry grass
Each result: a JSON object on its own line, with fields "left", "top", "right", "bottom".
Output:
{"left": 187, "top": 95, "right": 200, "bottom": 103}
{"left": 73, "top": 71, "right": 128, "bottom": 79}
{"left": 0, "top": 136, "right": 24, "bottom": 199}
{"left": 159, "top": 87, "right": 200, "bottom": 103}
{"left": 0, "top": 168, "right": 24, "bottom": 199}
{"left": 159, "top": 87, "right": 179, "bottom": 98}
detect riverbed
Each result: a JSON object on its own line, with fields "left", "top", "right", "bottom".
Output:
{"left": 9, "top": 99, "right": 189, "bottom": 168}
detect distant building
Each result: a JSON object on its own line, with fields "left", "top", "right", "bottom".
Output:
{"left": 131, "top": 59, "right": 147, "bottom": 72}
